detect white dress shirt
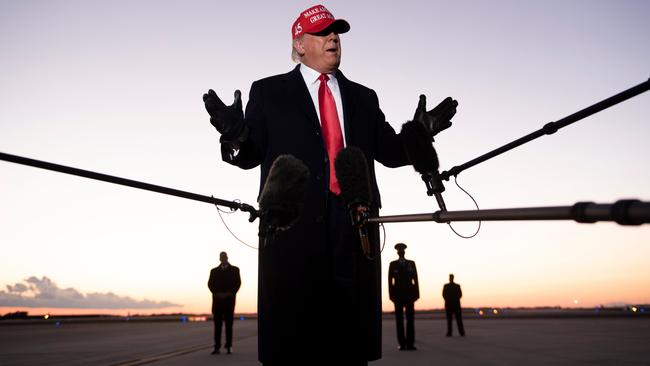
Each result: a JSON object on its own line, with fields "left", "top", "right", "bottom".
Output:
{"left": 299, "top": 63, "right": 347, "bottom": 146}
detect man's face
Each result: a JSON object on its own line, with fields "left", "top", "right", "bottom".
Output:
{"left": 220, "top": 252, "right": 228, "bottom": 264}
{"left": 296, "top": 31, "right": 341, "bottom": 73}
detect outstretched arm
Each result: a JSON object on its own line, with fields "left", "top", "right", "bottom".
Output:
{"left": 412, "top": 94, "right": 458, "bottom": 141}
{"left": 203, "top": 84, "right": 266, "bottom": 169}
{"left": 203, "top": 89, "right": 249, "bottom": 145}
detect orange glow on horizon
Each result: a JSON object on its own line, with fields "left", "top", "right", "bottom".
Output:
{"left": 0, "top": 307, "right": 192, "bottom": 317}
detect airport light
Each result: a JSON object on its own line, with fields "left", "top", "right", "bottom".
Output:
{"left": 188, "top": 316, "right": 207, "bottom": 322}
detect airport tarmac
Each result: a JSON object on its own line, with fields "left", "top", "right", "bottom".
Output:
{"left": 1, "top": 317, "right": 649, "bottom": 365}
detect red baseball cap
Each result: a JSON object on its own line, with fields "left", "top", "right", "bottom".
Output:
{"left": 291, "top": 5, "right": 350, "bottom": 40}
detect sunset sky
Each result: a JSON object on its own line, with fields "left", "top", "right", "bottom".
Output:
{"left": 1, "top": 0, "right": 649, "bottom": 316}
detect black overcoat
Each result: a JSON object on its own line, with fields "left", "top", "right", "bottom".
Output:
{"left": 443, "top": 282, "right": 463, "bottom": 309}
{"left": 208, "top": 264, "right": 241, "bottom": 313}
{"left": 388, "top": 259, "right": 420, "bottom": 304}
{"left": 222, "top": 65, "right": 410, "bottom": 363}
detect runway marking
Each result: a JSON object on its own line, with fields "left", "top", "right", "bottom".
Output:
{"left": 112, "top": 343, "right": 212, "bottom": 366}
{"left": 111, "top": 333, "right": 259, "bottom": 365}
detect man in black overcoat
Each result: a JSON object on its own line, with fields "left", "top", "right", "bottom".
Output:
{"left": 208, "top": 251, "right": 241, "bottom": 354}
{"left": 388, "top": 243, "right": 419, "bottom": 350}
{"left": 442, "top": 273, "right": 465, "bottom": 336}
{"left": 202, "top": 5, "right": 457, "bottom": 365}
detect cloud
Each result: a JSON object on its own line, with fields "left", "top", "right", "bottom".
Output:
{"left": 6, "top": 283, "right": 28, "bottom": 293}
{"left": 0, "top": 276, "right": 181, "bottom": 309}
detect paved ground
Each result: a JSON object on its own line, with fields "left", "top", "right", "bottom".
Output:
{"left": 1, "top": 317, "right": 649, "bottom": 365}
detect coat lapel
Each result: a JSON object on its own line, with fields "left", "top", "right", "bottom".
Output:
{"left": 285, "top": 65, "right": 320, "bottom": 131}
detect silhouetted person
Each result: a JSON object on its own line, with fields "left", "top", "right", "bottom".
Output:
{"left": 208, "top": 251, "right": 241, "bottom": 354}
{"left": 442, "top": 273, "right": 465, "bottom": 336}
{"left": 388, "top": 243, "right": 419, "bottom": 350}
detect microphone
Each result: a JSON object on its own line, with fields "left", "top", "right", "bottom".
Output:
{"left": 334, "top": 147, "right": 373, "bottom": 258}
{"left": 258, "top": 155, "right": 310, "bottom": 244}
{"left": 400, "top": 120, "right": 448, "bottom": 211}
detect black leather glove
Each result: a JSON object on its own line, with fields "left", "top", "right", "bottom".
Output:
{"left": 203, "top": 89, "right": 248, "bottom": 143}
{"left": 413, "top": 95, "right": 458, "bottom": 140}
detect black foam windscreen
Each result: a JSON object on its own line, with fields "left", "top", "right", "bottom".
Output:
{"left": 258, "top": 155, "right": 310, "bottom": 229}
{"left": 400, "top": 120, "right": 439, "bottom": 174}
{"left": 335, "top": 147, "right": 372, "bottom": 207}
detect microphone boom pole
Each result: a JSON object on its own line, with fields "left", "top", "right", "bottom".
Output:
{"left": 440, "top": 78, "right": 650, "bottom": 181}
{"left": 367, "top": 200, "right": 650, "bottom": 226}
{"left": 0, "top": 151, "right": 259, "bottom": 220}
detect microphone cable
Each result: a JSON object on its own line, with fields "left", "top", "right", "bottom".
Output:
{"left": 379, "top": 223, "right": 387, "bottom": 254}
{"left": 447, "top": 176, "right": 481, "bottom": 239}
{"left": 212, "top": 196, "right": 259, "bottom": 250}
{"left": 363, "top": 222, "right": 387, "bottom": 261}
{"left": 211, "top": 196, "right": 390, "bottom": 255}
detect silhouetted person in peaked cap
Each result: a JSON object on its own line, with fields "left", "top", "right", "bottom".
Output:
{"left": 442, "top": 273, "right": 465, "bottom": 336}
{"left": 208, "top": 251, "right": 241, "bottom": 354}
{"left": 388, "top": 243, "right": 419, "bottom": 350}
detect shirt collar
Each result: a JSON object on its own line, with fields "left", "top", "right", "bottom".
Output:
{"left": 300, "top": 63, "right": 337, "bottom": 84}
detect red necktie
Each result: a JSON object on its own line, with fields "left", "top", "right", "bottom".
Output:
{"left": 318, "top": 73, "right": 344, "bottom": 195}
